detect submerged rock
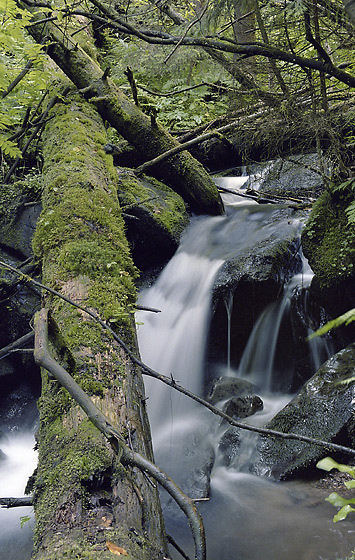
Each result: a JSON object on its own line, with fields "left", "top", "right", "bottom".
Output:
{"left": 252, "top": 343, "right": 355, "bottom": 480}
{"left": 222, "top": 395, "right": 263, "bottom": 420}
{"left": 207, "top": 376, "right": 258, "bottom": 404}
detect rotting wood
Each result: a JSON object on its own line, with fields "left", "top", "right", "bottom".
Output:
{"left": 33, "top": 308, "right": 206, "bottom": 560}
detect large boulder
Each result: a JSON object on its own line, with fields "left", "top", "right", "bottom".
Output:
{"left": 206, "top": 205, "right": 303, "bottom": 376}
{"left": 252, "top": 343, "right": 355, "bottom": 480}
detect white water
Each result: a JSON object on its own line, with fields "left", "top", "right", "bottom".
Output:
{"left": 0, "top": 433, "right": 37, "bottom": 559}
{"left": 137, "top": 180, "right": 355, "bottom": 560}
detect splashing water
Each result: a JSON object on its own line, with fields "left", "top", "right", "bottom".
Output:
{"left": 0, "top": 433, "right": 37, "bottom": 560}
{"left": 137, "top": 180, "right": 354, "bottom": 560}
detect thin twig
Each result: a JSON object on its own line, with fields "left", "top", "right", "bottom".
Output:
{"left": 3, "top": 87, "right": 70, "bottom": 184}
{"left": 0, "top": 331, "right": 34, "bottom": 360}
{"left": 1, "top": 61, "right": 33, "bottom": 99}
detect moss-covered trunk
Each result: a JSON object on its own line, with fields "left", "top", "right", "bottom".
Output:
{"left": 22, "top": 8, "right": 223, "bottom": 216}
{"left": 30, "top": 90, "right": 167, "bottom": 559}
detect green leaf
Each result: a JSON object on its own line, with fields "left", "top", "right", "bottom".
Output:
{"left": 326, "top": 492, "right": 355, "bottom": 508}
{"left": 331, "top": 178, "right": 355, "bottom": 193}
{"left": 0, "top": 134, "right": 22, "bottom": 158}
{"left": 316, "top": 457, "right": 355, "bottom": 476}
{"left": 20, "top": 515, "right": 31, "bottom": 528}
{"left": 333, "top": 504, "right": 355, "bottom": 523}
{"left": 345, "top": 480, "right": 355, "bottom": 489}
{"left": 345, "top": 201, "right": 355, "bottom": 224}
{"left": 307, "top": 308, "right": 355, "bottom": 340}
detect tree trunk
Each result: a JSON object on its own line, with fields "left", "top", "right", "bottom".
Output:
{"left": 30, "top": 88, "right": 167, "bottom": 559}
{"left": 22, "top": 7, "right": 223, "bottom": 216}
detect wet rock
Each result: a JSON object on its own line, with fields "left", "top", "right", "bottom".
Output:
{"left": 170, "top": 428, "right": 215, "bottom": 500}
{"left": 245, "top": 154, "right": 324, "bottom": 200}
{"left": 218, "top": 427, "right": 241, "bottom": 467}
{"left": 223, "top": 395, "right": 263, "bottom": 420}
{"left": 252, "top": 343, "right": 355, "bottom": 480}
{"left": 207, "top": 376, "right": 258, "bottom": 404}
{"left": 206, "top": 207, "right": 303, "bottom": 373}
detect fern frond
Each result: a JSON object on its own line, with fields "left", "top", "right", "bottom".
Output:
{"left": 345, "top": 201, "right": 355, "bottom": 224}
{"left": 307, "top": 308, "right": 355, "bottom": 340}
{"left": 0, "top": 134, "right": 22, "bottom": 158}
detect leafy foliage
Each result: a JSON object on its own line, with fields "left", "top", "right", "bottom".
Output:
{"left": 317, "top": 457, "right": 355, "bottom": 522}
{"left": 0, "top": 0, "right": 51, "bottom": 167}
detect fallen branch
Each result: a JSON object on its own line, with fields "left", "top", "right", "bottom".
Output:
{"left": 0, "top": 331, "right": 34, "bottom": 360}
{"left": 34, "top": 308, "right": 206, "bottom": 560}
{"left": 1, "top": 260, "right": 355, "bottom": 457}
{"left": 135, "top": 130, "right": 221, "bottom": 176}
{"left": 0, "top": 497, "right": 33, "bottom": 508}
{"left": 217, "top": 185, "right": 313, "bottom": 208}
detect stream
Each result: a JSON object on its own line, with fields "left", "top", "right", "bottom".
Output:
{"left": 137, "top": 178, "right": 355, "bottom": 560}
{"left": 0, "top": 390, "right": 38, "bottom": 560}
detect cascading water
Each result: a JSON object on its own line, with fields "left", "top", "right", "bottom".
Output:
{"left": 0, "top": 381, "right": 39, "bottom": 560}
{"left": 137, "top": 179, "right": 355, "bottom": 560}
{"left": 0, "top": 433, "right": 37, "bottom": 559}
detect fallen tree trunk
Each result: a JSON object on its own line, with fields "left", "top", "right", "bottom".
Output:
{"left": 22, "top": 4, "right": 223, "bottom": 216}
{"left": 29, "top": 88, "right": 167, "bottom": 559}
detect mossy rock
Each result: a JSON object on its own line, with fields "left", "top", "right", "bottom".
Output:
{"left": 116, "top": 169, "right": 189, "bottom": 270}
{"left": 0, "top": 177, "right": 42, "bottom": 257}
{"left": 302, "top": 191, "right": 355, "bottom": 290}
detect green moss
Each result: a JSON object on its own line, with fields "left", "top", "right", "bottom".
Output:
{"left": 302, "top": 191, "right": 355, "bottom": 287}
{"left": 31, "top": 91, "right": 166, "bottom": 560}
{"left": 33, "top": 416, "right": 114, "bottom": 546}
{"left": 117, "top": 169, "right": 188, "bottom": 240}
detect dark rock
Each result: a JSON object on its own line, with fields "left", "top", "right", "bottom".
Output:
{"left": 252, "top": 343, "right": 355, "bottom": 480}
{"left": 206, "top": 206, "right": 303, "bottom": 374}
{"left": 245, "top": 154, "right": 324, "bottom": 200}
{"left": 0, "top": 180, "right": 42, "bottom": 258}
{"left": 223, "top": 395, "right": 263, "bottom": 420}
{"left": 218, "top": 427, "right": 241, "bottom": 467}
{"left": 207, "top": 376, "right": 258, "bottom": 404}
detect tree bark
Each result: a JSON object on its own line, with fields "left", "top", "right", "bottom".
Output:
{"left": 30, "top": 88, "right": 167, "bottom": 559}
{"left": 22, "top": 6, "right": 223, "bottom": 216}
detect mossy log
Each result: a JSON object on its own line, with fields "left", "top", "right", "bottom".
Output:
{"left": 23, "top": 9, "right": 223, "bottom": 216}
{"left": 30, "top": 91, "right": 167, "bottom": 559}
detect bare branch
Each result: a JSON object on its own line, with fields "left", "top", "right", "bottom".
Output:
{"left": 0, "top": 331, "right": 34, "bottom": 360}
{"left": 0, "top": 497, "right": 33, "bottom": 508}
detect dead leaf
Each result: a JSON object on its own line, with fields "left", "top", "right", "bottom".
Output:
{"left": 106, "top": 541, "right": 128, "bottom": 556}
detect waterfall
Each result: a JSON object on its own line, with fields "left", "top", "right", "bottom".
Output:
{"left": 0, "top": 433, "right": 37, "bottom": 559}
{"left": 137, "top": 179, "right": 354, "bottom": 560}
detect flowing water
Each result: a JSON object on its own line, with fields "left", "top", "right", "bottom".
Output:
{"left": 0, "top": 432, "right": 37, "bottom": 559}
{"left": 137, "top": 179, "right": 355, "bottom": 560}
